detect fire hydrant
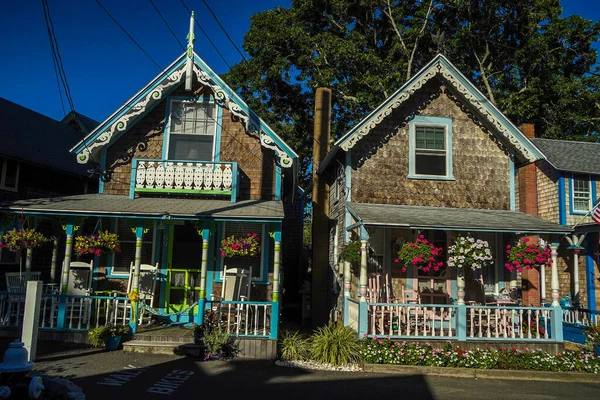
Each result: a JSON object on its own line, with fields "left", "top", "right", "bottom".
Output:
{"left": 0, "top": 340, "right": 44, "bottom": 399}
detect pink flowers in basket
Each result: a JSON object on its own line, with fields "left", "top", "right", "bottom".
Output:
{"left": 220, "top": 233, "right": 260, "bottom": 257}
{"left": 504, "top": 237, "right": 551, "bottom": 272}
{"left": 395, "top": 235, "right": 443, "bottom": 273}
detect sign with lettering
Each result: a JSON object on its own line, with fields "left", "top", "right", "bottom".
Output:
{"left": 97, "top": 365, "right": 147, "bottom": 387}
{"left": 146, "top": 370, "right": 194, "bottom": 395}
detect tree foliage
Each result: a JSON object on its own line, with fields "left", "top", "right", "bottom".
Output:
{"left": 223, "top": 0, "right": 600, "bottom": 185}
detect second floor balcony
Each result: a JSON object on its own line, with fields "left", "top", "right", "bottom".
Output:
{"left": 131, "top": 159, "right": 238, "bottom": 202}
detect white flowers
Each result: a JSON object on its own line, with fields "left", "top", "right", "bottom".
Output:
{"left": 447, "top": 235, "right": 494, "bottom": 270}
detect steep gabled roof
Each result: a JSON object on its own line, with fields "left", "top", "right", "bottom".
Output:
{"left": 531, "top": 138, "right": 600, "bottom": 175}
{"left": 70, "top": 52, "right": 298, "bottom": 170}
{"left": 60, "top": 111, "right": 99, "bottom": 134}
{"left": 318, "top": 54, "right": 544, "bottom": 174}
{"left": 0, "top": 97, "right": 90, "bottom": 176}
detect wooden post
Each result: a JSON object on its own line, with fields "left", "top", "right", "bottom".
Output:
{"left": 61, "top": 222, "right": 74, "bottom": 294}
{"left": 198, "top": 226, "right": 210, "bottom": 326}
{"left": 550, "top": 243, "right": 560, "bottom": 307}
{"left": 540, "top": 263, "right": 547, "bottom": 302}
{"left": 359, "top": 240, "right": 368, "bottom": 302}
{"left": 22, "top": 280, "right": 42, "bottom": 361}
{"left": 50, "top": 237, "right": 58, "bottom": 283}
{"left": 25, "top": 247, "right": 33, "bottom": 271}
{"left": 272, "top": 224, "right": 282, "bottom": 302}
{"left": 130, "top": 223, "right": 144, "bottom": 333}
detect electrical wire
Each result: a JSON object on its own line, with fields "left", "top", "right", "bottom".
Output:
{"left": 200, "top": 0, "right": 247, "bottom": 62}
{"left": 149, "top": 0, "right": 186, "bottom": 51}
{"left": 179, "top": 0, "right": 232, "bottom": 69}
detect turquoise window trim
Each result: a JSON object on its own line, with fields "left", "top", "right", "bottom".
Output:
{"left": 274, "top": 165, "right": 282, "bottom": 201}
{"left": 509, "top": 154, "right": 515, "bottom": 211}
{"left": 162, "top": 95, "right": 219, "bottom": 162}
{"left": 408, "top": 116, "right": 454, "bottom": 180}
{"left": 558, "top": 175, "right": 567, "bottom": 225}
{"left": 569, "top": 173, "right": 592, "bottom": 216}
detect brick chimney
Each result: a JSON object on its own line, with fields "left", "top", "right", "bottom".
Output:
{"left": 518, "top": 123, "right": 541, "bottom": 306}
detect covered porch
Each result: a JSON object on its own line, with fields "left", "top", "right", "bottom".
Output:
{"left": 0, "top": 194, "right": 284, "bottom": 340}
{"left": 341, "top": 202, "right": 572, "bottom": 343}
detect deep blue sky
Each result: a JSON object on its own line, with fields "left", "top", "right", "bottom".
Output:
{"left": 0, "top": 1, "right": 598, "bottom": 124}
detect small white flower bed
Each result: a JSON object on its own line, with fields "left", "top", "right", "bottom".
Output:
{"left": 275, "top": 359, "right": 362, "bottom": 372}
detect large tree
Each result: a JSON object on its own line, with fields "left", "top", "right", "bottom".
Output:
{"left": 224, "top": 0, "right": 600, "bottom": 184}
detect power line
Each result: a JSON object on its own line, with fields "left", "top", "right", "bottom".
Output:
{"left": 94, "top": 0, "right": 164, "bottom": 71}
{"left": 200, "top": 0, "right": 247, "bottom": 62}
{"left": 149, "top": 0, "right": 185, "bottom": 52}
{"left": 178, "top": 0, "right": 232, "bottom": 69}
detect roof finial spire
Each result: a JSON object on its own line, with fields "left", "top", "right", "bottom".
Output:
{"left": 185, "top": 11, "right": 195, "bottom": 91}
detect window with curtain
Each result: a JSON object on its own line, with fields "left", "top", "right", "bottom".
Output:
{"left": 167, "top": 100, "right": 216, "bottom": 161}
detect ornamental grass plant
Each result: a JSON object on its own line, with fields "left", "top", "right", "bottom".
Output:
{"left": 310, "top": 323, "right": 361, "bottom": 366}
{"left": 278, "top": 330, "right": 311, "bottom": 361}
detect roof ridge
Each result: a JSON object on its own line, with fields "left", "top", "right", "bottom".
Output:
{"left": 532, "top": 137, "right": 600, "bottom": 145}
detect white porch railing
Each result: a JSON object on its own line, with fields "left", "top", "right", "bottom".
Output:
{"left": 466, "top": 306, "right": 551, "bottom": 340}
{"left": 209, "top": 300, "right": 273, "bottom": 337}
{"left": 368, "top": 303, "right": 457, "bottom": 338}
{"left": 132, "top": 159, "right": 238, "bottom": 201}
{"left": 0, "top": 292, "right": 132, "bottom": 331}
{"left": 562, "top": 307, "right": 598, "bottom": 327}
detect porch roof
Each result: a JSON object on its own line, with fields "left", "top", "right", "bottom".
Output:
{"left": 0, "top": 194, "right": 284, "bottom": 220}
{"left": 347, "top": 202, "right": 571, "bottom": 234}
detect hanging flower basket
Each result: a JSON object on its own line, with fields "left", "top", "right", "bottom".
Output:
{"left": 75, "top": 230, "right": 121, "bottom": 256}
{"left": 504, "top": 237, "right": 551, "bottom": 272}
{"left": 0, "top": 228, "right": 50, "bottom": 252}
{"left": 220, "top": 233, "right": 260, "bottom": 258}
{"left": 447, "top": 234, "right": 494, "bottom": 271}
{"left": 395, "top": 235, "right": 443, "bottom": 272}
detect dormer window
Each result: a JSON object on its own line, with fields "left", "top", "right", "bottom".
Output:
{"left": 167, "top": 99, "right": 216, "bottom": 161}
{"left": 408, "top": 116, "right": 453, "bottom": 180}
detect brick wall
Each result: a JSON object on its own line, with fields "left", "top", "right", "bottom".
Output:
{"left": 350, "top": 80, "right": 511, "bottom": 210}
{"left": 102, "top": 77, "right": 276, "bottom": 200}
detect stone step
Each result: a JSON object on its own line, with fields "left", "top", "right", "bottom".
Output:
{"left": 122, "top": 340, "right": 200, "bottom": 356}
{"left": 133, "top": 334, "right": 194, "bottom": 343}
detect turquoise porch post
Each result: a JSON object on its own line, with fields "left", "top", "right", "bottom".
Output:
{"left": 198, "top": 226, "right": 210, "bottom": 326}
{"left": 129, "top": 221, "right": 144, "bottom": 334}
{"left": 270, "top": 223, "right": 282, "bottom": 339}
{"left": 58, "top": 220, "right": 74, "bottom": 331}
{"left": 358, "top": 239, "right": 369, "bottom": 337}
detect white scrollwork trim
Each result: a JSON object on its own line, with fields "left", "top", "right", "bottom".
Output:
{"left": 261, "top": 133, "right": 293, "bottom": 168}
{"left": 77, "top": 67, "right": 185, "bottom": 164}
{"left": 340, "top": 60, "right": 536, "bottom": 162}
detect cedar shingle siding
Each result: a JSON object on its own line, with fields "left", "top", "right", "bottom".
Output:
{"left": 350, "top": 81, "right": 511, "bottom": 209}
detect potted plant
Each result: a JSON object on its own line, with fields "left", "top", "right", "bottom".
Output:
{"left": 220, "top": 233, "right": 260, "bottom": 258}
{"left": 75, "top": 230, "right": 121, "bottom": 256}
{"left": 88, "top": 324, "right": 129, "bottom": 351}
{"left": 447, "top": 234, "right": 493, "bottom": 271}
{"left": 584, "top": 323, "right": 600, "bottom": 357}
{"left": 395, "top": 235, "right": 443, "bottom": 272}
{"left": 0, "top": 228, "right": 50, "bottom": 251}
{"left": 504, "top": 237, "right": 551, "bottom": 272}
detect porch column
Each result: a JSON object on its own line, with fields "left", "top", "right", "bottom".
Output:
{"left": 550, "top": 242, "right": 560, "bottom": 307}
{"left": 272, "top": 224, "right": 282, "bottom": 302}
{"left": 198, "top": 226, "right": 210, "bottom": 325}
{"left": 343, "top": 261, "right": 351, "bottom": 297}
{"left": 24, "top": 247, "right": 33, "bottom": 271}
{"left": 50, "top": 237, "right": 59, "bottom": 283}
{"left": 359, "top": 240, "right": 368, "bottom": 301}
{"left": 130, "top": 222, "right": 144, "bottom": 334}
{"left": 540, "top": 263, "right": 547, "bottom": 303}
{"left": 60, "top": 222, "right": 74, "bottom": 294}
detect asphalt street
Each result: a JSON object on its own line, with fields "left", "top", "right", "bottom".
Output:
{"left": 25, "top": 342, "right": 600, "bottom": 400}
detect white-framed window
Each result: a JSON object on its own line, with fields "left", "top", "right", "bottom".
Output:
{"left": 111, "top": 219, "right": 155, "bottom": 275}
{"left": 167, "top": 99, "right": 217, "bottom": 161}
{"left": 0, "top": 159, "right": 20, "bottom": 192}
{"left": 571, "top": 174, "right": 591, "bottom": 213}
{"left": 408, "top": 116, "right": 453, "bottom": 180}
{"left": 220, "top": 222, "right": 265, "bottom": 282}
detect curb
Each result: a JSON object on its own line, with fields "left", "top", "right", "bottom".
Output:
{"left": 363, "top": 364, "right": 599, "bottom": 383}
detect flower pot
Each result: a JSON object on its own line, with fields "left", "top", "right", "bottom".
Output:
{"left": 105, "top": 335, "right": 122, "bottom": 351}
{"left": 594, "top": 344, "right": 600, "bottom": 357}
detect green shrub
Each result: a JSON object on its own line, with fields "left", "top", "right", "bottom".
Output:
{"left": 194, "top": 312, "right": 239, "bottom": 360}
{"left": 87, "top": 324, "right": 128, "bottom": 348}
{"left": 278, "top": 330, "right": 310, "bottom": 361}
{"left": 310, "top": 324, "right": 361, "bottom": 366}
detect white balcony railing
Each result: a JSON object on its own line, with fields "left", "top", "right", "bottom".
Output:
{"left": 132, "top": 159, "right": 238, "bottom": 201}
